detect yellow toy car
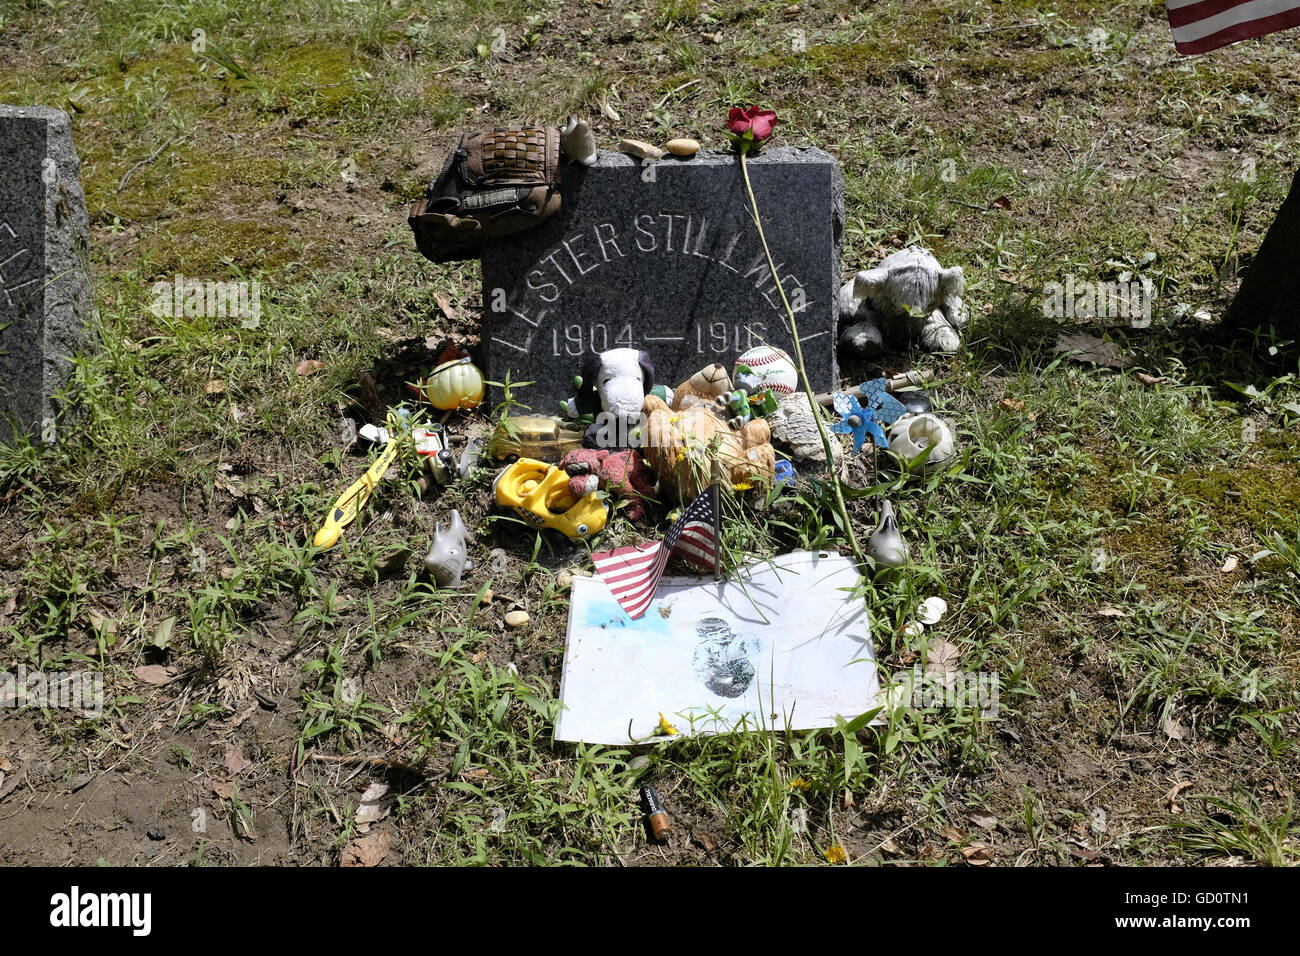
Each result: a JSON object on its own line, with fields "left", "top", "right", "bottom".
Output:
{"left": 493, "top": 458, "right": 608, "bottom": 539}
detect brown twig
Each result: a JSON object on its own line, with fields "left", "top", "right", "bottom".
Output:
{"left": 118, "top": 136, "right": 176, "bottom": 192}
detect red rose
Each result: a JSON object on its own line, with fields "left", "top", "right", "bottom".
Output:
{"left": 727, "top": 106, "right": 779, "bottom": 142}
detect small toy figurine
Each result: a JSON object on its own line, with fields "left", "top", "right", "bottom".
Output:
{"left": 716, "top": 389, "right": 752, "bottom": 429}
{"left": 494, "top": 458, "right": 608, "bottom": 539}
{"left": 423, "top": 509, "right": 474, "bottom": 587}
{"left": 560, "top": 115, "right": 598, "bottom": 166}
{"left": 838, "top": 247, "right": 969, "bottom": 355}
{"left": 560, "top": 447, "right": 656, "bottom": 520}
{"left": 865, "top": 500, "right": 909, "bottom": 568}
{"left": 562, "top": 348, "right": 655, "bottom": 422}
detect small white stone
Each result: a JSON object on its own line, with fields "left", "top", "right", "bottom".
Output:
{"left": 619, "top": 138, "right": 664, "bottom": 160}
{"left": 557, "top": 571, "right": 573, "bottom": 589}
{"left": 665, "top": 137, "right": 699, "bottom": 156}
{"left": 504, "top": 610, "right": 530, "bottom": 629}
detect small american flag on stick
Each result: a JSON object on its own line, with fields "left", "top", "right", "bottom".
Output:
{"left": 1167, "top": 0, "right": 1300, "bottom": 54}
{"left": 592, "top": 487, "right": 719, "bottom": 620}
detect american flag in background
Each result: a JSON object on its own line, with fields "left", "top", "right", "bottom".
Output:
{"left": 592, "top": 488, "right": 718, "bottom": 620}
{"left": 1167, "top": 0, "right": 1300, "bottom": 54}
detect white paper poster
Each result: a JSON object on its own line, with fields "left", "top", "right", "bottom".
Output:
{"left": 555, "top": 551, "right": 878, "bottom": 744}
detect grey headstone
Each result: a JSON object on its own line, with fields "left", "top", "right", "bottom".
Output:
{"left": 482, "top": 146, "right": 843, "bottom": 411}
{"left": 1225, "top": 164, "right": 1300, "bottom": 343}
{"left": 0, "top": 105, "right": 93, "bottom": 443}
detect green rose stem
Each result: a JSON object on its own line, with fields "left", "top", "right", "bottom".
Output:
{"left": 737, "top": 147, "right": 866, "bottom": 568}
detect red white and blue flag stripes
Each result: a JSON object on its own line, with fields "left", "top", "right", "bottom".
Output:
{"left": 1167, "top": 0, "right": 1300, "bottom": 54}
{"left": 591, "top": 488, "right": 718, "bottom": 620}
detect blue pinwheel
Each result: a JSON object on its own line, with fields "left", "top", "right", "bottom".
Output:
{"left": 831, "top": 379, "right": 908, "bottom": 455}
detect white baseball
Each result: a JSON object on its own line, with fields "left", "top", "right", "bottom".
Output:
{"left": 735, "top": 346, "right": 798, "bottom": 396}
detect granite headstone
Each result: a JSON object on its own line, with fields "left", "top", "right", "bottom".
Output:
{"left": 481, "top": 146, "right": 843, "bottom": 411}
{"left": 0, "top": 105, "right": 93, "bottom": 443}
{"left": 1225, "top": 164, "right": 1300, "bottom": 342}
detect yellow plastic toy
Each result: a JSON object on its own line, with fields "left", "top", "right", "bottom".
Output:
{"left": 313, "top": 424, "right": 402, "bottom": 551}
{"left": 493, "top": 458, "right": 607, "bottom": 539}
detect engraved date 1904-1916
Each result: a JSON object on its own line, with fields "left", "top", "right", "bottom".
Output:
{"left": 551, "top": 320, "right": 769, "bottom": 357}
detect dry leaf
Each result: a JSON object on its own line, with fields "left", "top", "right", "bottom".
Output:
{"left": 86, "top": 610, "right": 118, "bottom": 637}
{"left": 150, "top": 615, "right": 176, "bottom": 650}
{"left": 989, "top": 195, "right": 1012, "bottom": 210}
{"left": 356, "top": 782, "right": 391, "bottom": 831}
{"left": 1097, "top": 606, "right": 1127, "bottom": 618}
{"left": 961, "top": 844, "right": 996, "bottom": 865}
{"left": 341, "top": 829, "right": 391, "bottom": 867}
{"left": 1136, "top": 372, "right": 1162, "bottom": 386}
{"left": 1000, "top": 397, "right": 1026, "bottom": 412}
{"left": 938, "top": 825, "right": 966, "bottom": 842}
{"left": 434, "top": 294, "right": 457, "bottom": 320}
{"left": 1220, "top": 555, "right": 1239, "bottom": 573}
{"left": 1166, "top": 780, "right": 1194, "bottom": 813}
{"left": 133, "top": 664, "right": 176, "bottom": 685}
{"left": 211, "top": 779, "right": 233, "bottom": 799}
{"left": 0, "top": 592, "right": 16, "bottom": 625}
{"left": 0, "top": 757, "right": 11, "bottom": 773}
{"left": 970, "top": 811, "right": 999, "bottom": 829}
{"left": 923, "top": 638, "right": 960, "bottom": 677}
{"left": 1163, "top": 713, "right": 1189, "bottom": 741}
{"left": 1053, "top": 333, "right": 1133, "bottom": 369}
{"left": 694, "top": 831, "right": 717, "bottom": 853}
{"left": 204, "top": 379, "right": 225, "bottom": 395}
{"left": 224, "top": 744, "right": 248, "bottom": 775}
{"left": 879, "top": 838, "right": 904, "bottom": 857}
{"left": 296, "top": 359, "right": 324, "bottom": 377}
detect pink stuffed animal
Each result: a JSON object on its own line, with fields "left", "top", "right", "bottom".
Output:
{"left": 560, "top": 448, "right": 655, "bottom": 520}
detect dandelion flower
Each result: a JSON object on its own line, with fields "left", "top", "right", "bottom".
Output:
{"left": 656, "top": 712, "right": 680, "bottom": 736}
{"left": 824, "top": 843, "right": 847, "bottom": 865}
{"left": 732, "top": 481, "right": 752, "bottom": 492}
{"left": 789, "top": 777, "right": 811, "bottom": 792}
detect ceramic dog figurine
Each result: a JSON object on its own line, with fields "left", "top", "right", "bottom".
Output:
{"left": 423, "top": 509, "right": 473, "bottom": 587}
{"left": 838, "top": 246, "right": 969, "bottom": 355}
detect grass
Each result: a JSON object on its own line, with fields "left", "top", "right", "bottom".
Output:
{"left": 1, "top": 0, "right": 1298, "bottom": 866}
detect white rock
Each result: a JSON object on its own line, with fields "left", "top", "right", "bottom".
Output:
{"left": 918, "top": 596, "right": 948, "bottom": 625}
{"left": 619, "top": 138, "right": 664, "bottom": 160}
